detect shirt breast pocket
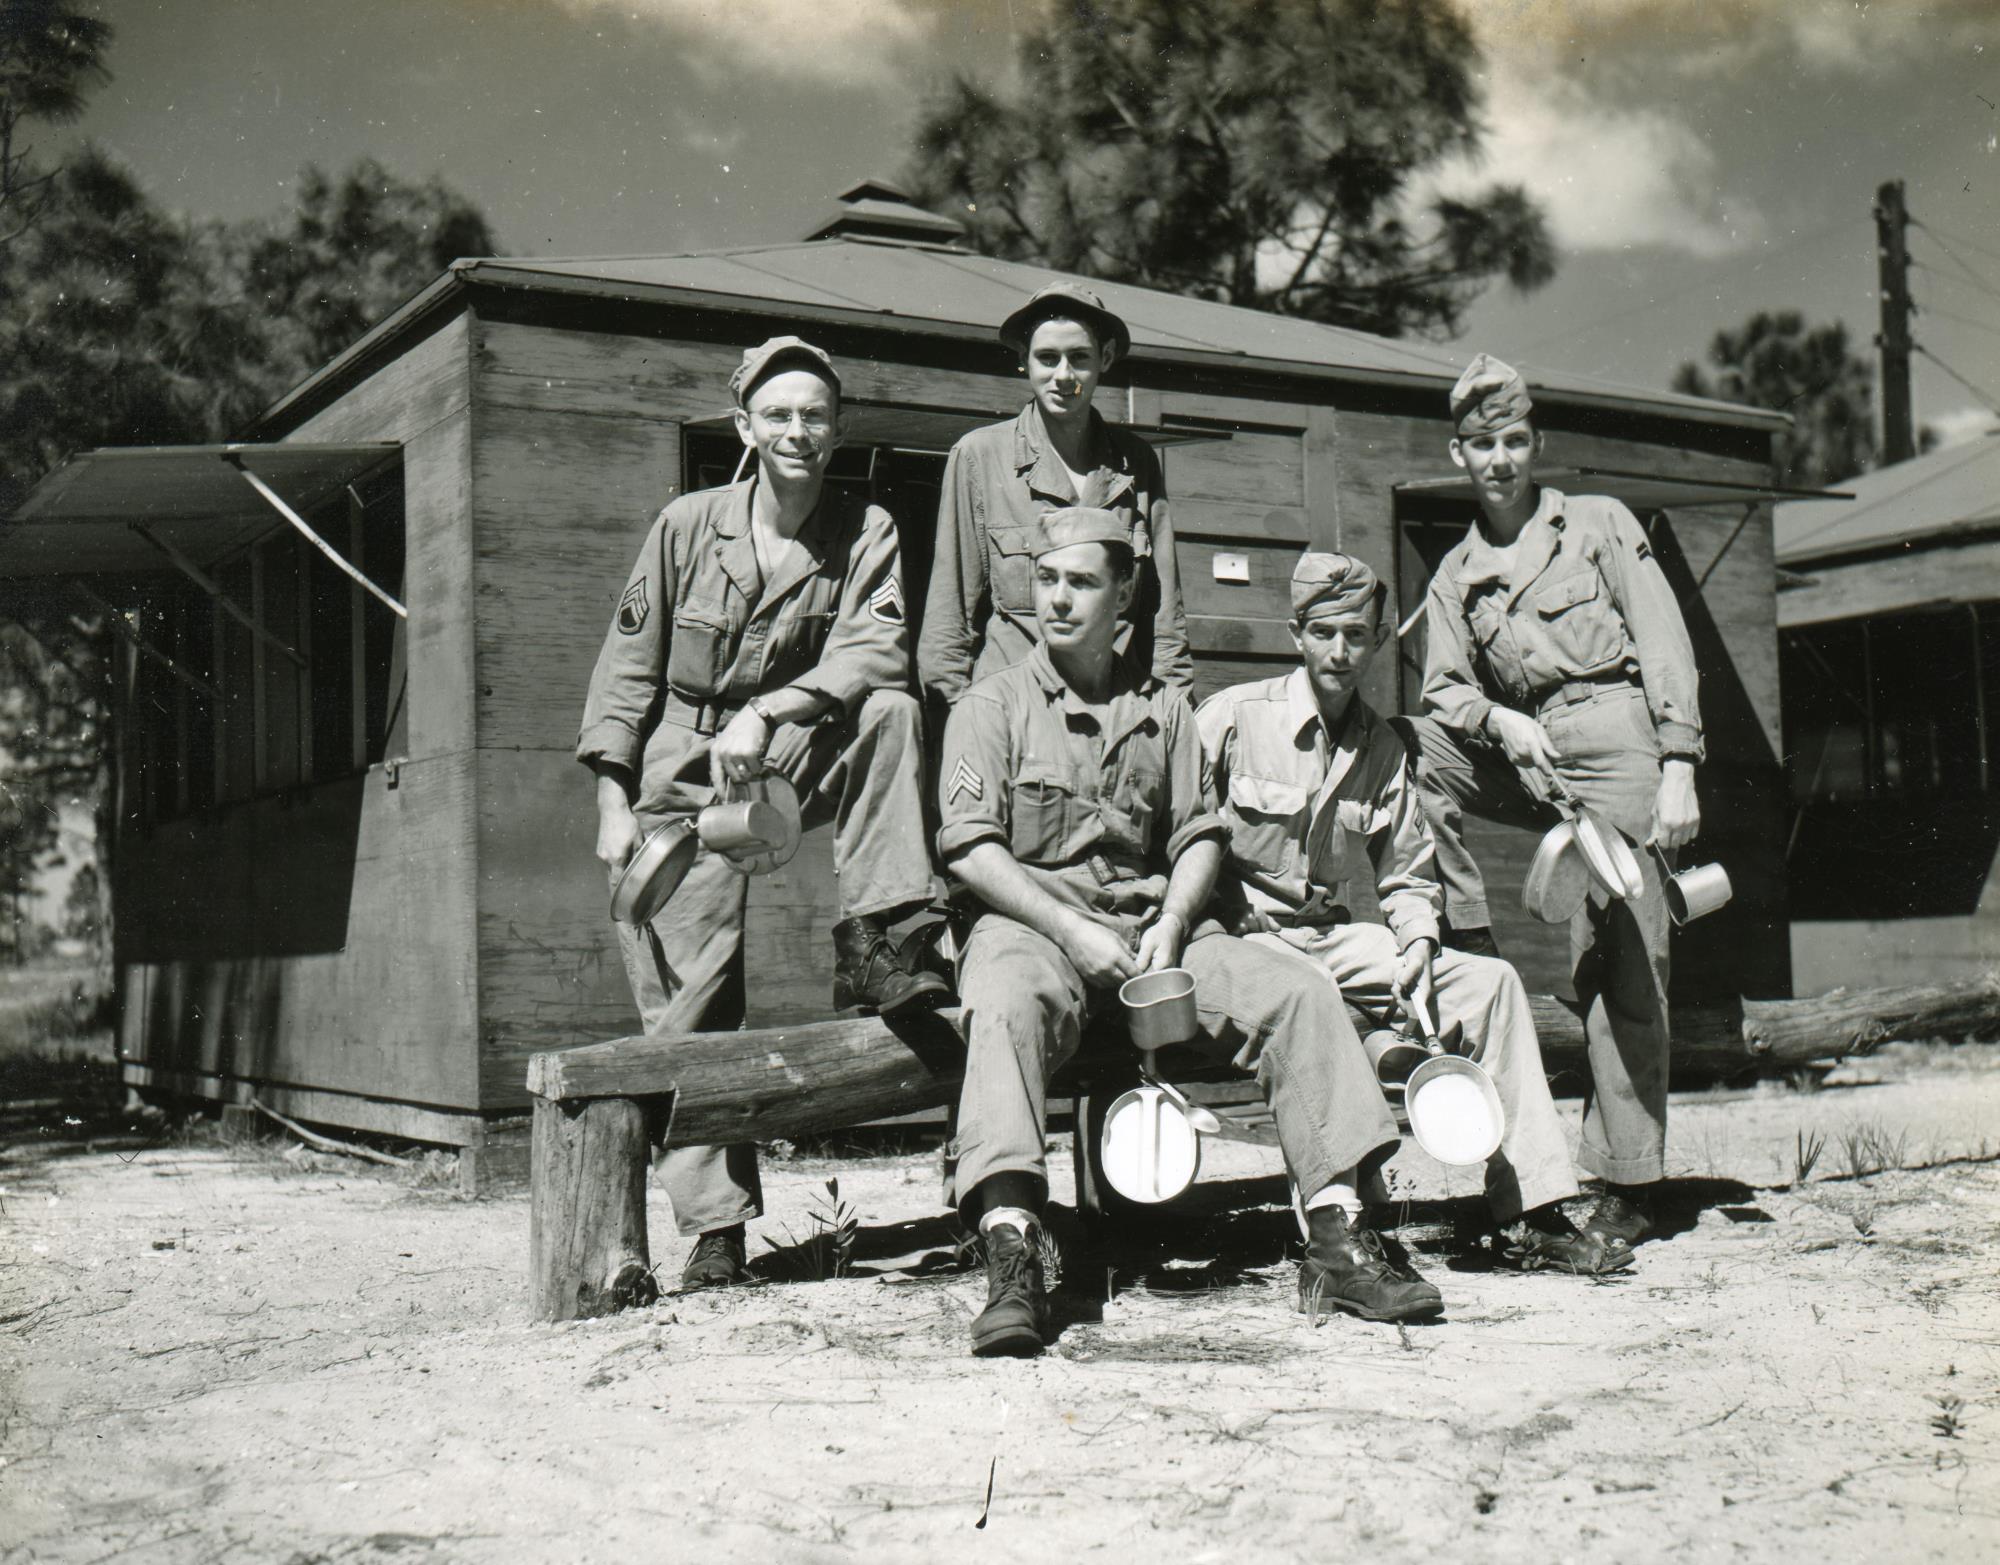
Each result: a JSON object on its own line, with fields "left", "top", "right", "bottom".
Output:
{"left": 1226, "top": 773, "right": 1310, "bottom": 877}
{"left": 1531, "top": 568, "right": 1622, "bottom": 670}
{"left": 1011, "top": 763, "right": 1081, "bottom": 863}
{"left": 769, "top": 608, "right": 835, "bottom": 671}
{"left": 666, "top": 601, "right": 738, "bottom": 696}
{"left": 987, "top": 525, "right": 1042, "bottom": 614}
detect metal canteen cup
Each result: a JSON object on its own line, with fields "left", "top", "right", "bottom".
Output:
{"left": 704, "top": 772, "right": 802, "bottom": 876}
{"left": 1119, "top": 967, "right": 1198, "bottom": 1050}
{"left": 1655, "top": 848, "right": 1734, "bottom": 926}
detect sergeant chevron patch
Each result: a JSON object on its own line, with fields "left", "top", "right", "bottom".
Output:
{"left": 616, "top": 577, "right": 650, "bottom": 635}
{"left": 868, "top": 577, "right": 905, "bottom": 626}
{"left": 947, "top": 757, "right": 984, "bottom": 804}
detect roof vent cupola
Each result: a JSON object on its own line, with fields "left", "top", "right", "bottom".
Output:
{"left": 804, "top": 177, "right": 968, "bottom": 247}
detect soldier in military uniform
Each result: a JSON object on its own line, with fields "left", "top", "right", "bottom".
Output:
{"left": 578, "top": 336, "right": 945, "bottom": 1289}
{"left": 1198, "top": 553, "right": 1629, "bottom": 1274}
{"left": 937, "top": 507, "right": 1443, "bottom": 1358}
{"left": 1405, "top": 354, "right": 1704, "bottom": 1253}
{"left": 917, "top": 281, "right": 1192, "bottom": 706}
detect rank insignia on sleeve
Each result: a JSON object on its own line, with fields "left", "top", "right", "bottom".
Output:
{"left": 616, "top": 578, "right": 650, "bottom": 635}
{"left": 868, "top": 577, "right": 905, "bottom": 626}
{"left": 947, "top": 757, "right": 984, "bottom": 804}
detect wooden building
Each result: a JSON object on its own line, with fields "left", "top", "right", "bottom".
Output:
{"left": 1775, "top": 432, "right": 2000, "bottom": 991}
{"left": 0, "top": 184, "right": 1797, "bottom": 1146}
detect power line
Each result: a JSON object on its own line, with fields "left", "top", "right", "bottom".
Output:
{"left": 1910, "top": 259, "right": 2000, "bottom": 309}
{"left": 1912, "top": 217, "right": 2000, "bottom": 273}
{"left": 1909, "top": 224, "right": 2000, "bottom": 296}
{"left": 1914, "top": 344, "right": 2000, "bottom": 415}
{"left": 1916, "top": 300, "right": 2000, "bottom": 344}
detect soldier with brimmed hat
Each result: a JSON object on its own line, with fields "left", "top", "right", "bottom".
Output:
{"left": 1402, "top": 352, "right": 1706, "bottom": 1257}
{"left": 917, "top": 280, "right": 1192, "bottom": 708}
{"left": 1196, "top": 551, "right": 1628, "bottom": 1276}
{"left": 577, "top": 334, "right": 946, "bottom": 1291}
{"left": 935, "top": 508, "right": 1430, "bottom": 1358}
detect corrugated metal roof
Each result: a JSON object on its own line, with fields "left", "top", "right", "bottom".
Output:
{"left": 1774, "top": 432, "right": 2000, "bottom": 564}
{"left": 258, "top": 234, "right": 1790, "bottom": 435}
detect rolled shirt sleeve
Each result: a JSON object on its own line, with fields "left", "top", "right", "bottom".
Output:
{"left": 1159, "top": 690, "right": 1227, "bottom": 862}
{"left": 1367, "top": 750, "right": 1444, "bottom": 953}
{"left": 936, "top": 688, "right": 1014, "bottom": 861}
{"left": 1594, "top": 500, "right": 1705, "bottom": 760}
{"left": 1418, "top": 566, "right": 1495, "bottom": 737}
{"left": 577, "top": 505, "right": 675, "bottom": 776}
{"left": 786, "top": 503, "right": 911, "bottom": 718}
{"left": 916, "top": 441, "right": 985, "bottom": 706}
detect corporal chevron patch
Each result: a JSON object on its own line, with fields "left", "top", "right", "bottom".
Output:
{"left": 946, "top": 756, "right": 984, "bottom": 804}
{"left": 868, "top": 576, "right": 905, "bottom": 626}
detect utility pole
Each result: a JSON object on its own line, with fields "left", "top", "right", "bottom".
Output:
{"left": 1875, "top": 179, "right": 1916, "bottom": 465}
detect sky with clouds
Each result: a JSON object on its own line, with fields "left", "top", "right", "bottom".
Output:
{"left": 57, "top": 0, "right": 2000, "bottom": 458}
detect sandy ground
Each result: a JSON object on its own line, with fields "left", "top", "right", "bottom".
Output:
{"left": 3, "top": 1044, "right": 1997, "bottom": 1563}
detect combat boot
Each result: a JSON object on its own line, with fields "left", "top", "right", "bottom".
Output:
{"left": 1297, "top": 1206, "right": 1444, "bottom": 1322}
{"left": 832, "top": 915, "right": 951, "bottom": 1016}
{"left": 680, "top": 1224, "right": 751, "bottom": 1289}
{"left": 970, "top": 1222, "right": 1051, "bottom": 1358}
{"left": 1582, "top": 1186, "right": 1655, "bottom": 1249}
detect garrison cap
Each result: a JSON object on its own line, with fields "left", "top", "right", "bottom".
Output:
{"left": 1291, "top": 552, "right": 1384, "bottom": 621}
{"left": 1033, "top": 506, "right": 1132, "bottom": 561}
{"left": 1450, "top": 352, "right": 1533, "bottom": 436}
{"left": 998, "top": 281, "right": 1133, "bottom": 360}
{"left": 730, "top": 335, "right": 841, "bottom": 407}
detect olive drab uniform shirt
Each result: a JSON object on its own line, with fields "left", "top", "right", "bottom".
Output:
{"left": 1196, "top": 672, "right": 1443, "bottom": 955}
{"left": 937, "top": 645, "right": 1223, "bottom": 936}
{"left": 1420, "top": 488, "right": 1705, "bottom": 760}
{"left": 576, "top": 476, "right": 910, "bottom": 820}
{"left": 917, "top": 403, "right": 1195, "bottom": 704}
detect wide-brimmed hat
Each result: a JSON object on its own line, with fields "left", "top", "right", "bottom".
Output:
{"left": 998, "top": 281, "right": 1133, "bottom": 360}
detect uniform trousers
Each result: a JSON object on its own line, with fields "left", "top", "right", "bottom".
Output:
{"left": 947, "top": 915, "right": 1400, "bottom": 1211}
{"left": 1400, "top": 685, "right": 1672, "bottom": 1184}
{"left": 1247, "top": 923, "right": 1579, "bottom": 1221}
{"left": 618, "top": 687, "right": 935, "bottom": 1235}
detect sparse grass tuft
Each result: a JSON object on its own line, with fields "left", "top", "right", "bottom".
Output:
{"left": 1835, "top": 1121, "right": 1910, "bottom": 1180}
{"left": 1794, "top": 1128, "right": 1826, "bottom": 1184}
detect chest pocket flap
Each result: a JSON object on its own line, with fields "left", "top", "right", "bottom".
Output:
{"left": 987, "top": 525, "right": 1042, "bottom": 611}
{"left": 1010, "top": 761, "right": 1082, "bottom": 861}
{"left": 1535, "top": 571, "right": 1601, "bottom": 616}
{"left": 1226, "top": 773, "right": 1310, "bottom": 877}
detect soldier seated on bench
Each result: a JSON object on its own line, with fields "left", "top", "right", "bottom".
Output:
{"left": 936, "top": 507, "right": 1443, "bottom": 1359}
{"left": 1196, "top": 553, "right": 1630, "bottom": 1275}
{"left": 577, "top": 336, "right": 947, "bottom": 1293}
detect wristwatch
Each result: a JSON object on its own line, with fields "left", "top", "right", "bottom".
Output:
{"left": 746, "top": 695, "right": 779, "bottom": 728}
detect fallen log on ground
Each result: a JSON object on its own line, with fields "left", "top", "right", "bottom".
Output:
{"left": 525, "top": 972, "right": 1999, "bottom": 1320}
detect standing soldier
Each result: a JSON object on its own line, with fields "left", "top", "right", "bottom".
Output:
{"left": 937, "top": 507, "right": 1439, "bottom": 1359}
{"left": 1405, "top": 354, "right": 1704, "bottom": 1253}
{"left": 917, "top": 281, "right": 1193, "bottom": 705}
{"left": 1198, "top": 553, "right": 1630, "bottom": 1274}
{"left": 578, "top": 336, "right": 946, "bottom": 1290}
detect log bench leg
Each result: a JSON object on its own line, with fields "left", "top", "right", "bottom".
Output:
{"left": 530, "top": 1094, "right": 661, "bottom": 1323}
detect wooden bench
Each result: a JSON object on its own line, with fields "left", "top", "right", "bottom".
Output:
{"left": 524, "top": 976, "right": 2000, "bottom": 1320}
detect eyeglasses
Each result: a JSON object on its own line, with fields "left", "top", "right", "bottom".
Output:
{"left": 752, "top": 407, "right": 834, "bottom": 436}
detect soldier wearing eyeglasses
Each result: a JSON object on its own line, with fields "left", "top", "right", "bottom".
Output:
{"left": 578, "top": 336, "right": 945, "bottom": 1291}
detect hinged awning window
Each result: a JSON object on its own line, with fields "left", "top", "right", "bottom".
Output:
{"left": 1, "top": 443, "right": 405, "bottom": 617}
